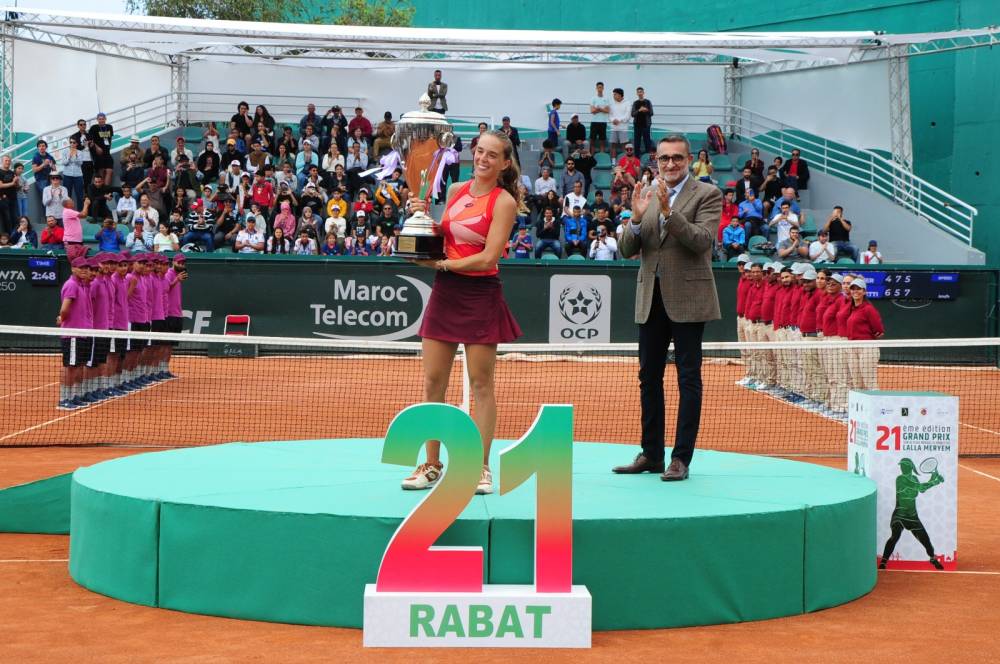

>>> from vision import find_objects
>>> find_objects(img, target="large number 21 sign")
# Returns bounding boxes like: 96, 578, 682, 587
363, 403, 592, 649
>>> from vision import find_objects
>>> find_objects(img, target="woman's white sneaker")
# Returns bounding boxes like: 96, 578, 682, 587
401, 462, 443, 490
476, 466, 494, 495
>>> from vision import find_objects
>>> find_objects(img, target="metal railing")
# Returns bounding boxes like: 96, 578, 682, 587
4, 96, 978, 245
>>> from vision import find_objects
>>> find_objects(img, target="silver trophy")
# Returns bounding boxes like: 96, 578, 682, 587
391, 93, 455, 260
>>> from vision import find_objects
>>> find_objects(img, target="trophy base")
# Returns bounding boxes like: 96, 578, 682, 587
393, 234, 446, 260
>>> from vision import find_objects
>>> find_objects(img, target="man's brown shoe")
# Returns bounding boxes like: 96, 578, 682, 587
612, 454, 665, 474
661, 459, 689, 481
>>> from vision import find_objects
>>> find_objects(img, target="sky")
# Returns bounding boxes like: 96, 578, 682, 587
11, 0, 131, 13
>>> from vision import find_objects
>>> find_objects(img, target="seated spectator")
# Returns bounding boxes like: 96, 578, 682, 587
172, 136, 194, 165
299, 205, 320, 239
295, 144, 320, 186
142, 135, 170, 169
319, 232, 342, 256
768, 201, 800, 245
166, 209, 186, 236
617, 143, 641, 181
511, 225, 533, 259
114, 185, 137, 225
299, 124, 320, 153
299, 184, 325, 217
591, 207, 612, 241
718, 189, 738, 243
273, 143, 295, 173
822, 206, 860, 262
374, 179, 401, 210
772, 186, 801, 217
735, 166, 763, 204
743, 148, 765, 179
39, 215, 64, 249
153, 222, 179, 252
534, 208, 562, 258
563, 114, 589, 158
235, 217, 265, 253
538, 189, 561, 219
277, 126, 297, 157
375, 202, 399, 236
589, 224, 618, 260
537, 141, 557, 172
351, 209, 371, 237
693, 149, 714, 183
133, 193, 160, 235
346, 226, 369, 256
738, 189, 765, 237
0, 232, 10, 249
213, 203, 241, 250
776, 226, 809, 260
328, 164, 350, 196
758, 166, 781, 219
722, 216, 746, 259
275, 162, 298, 193
272, 201, 297, 239
196, 142, 221, 184
298, 103, 319, 137
809, 229, 838, 262
124, 219, 152, 253
365, 231, 381, 256
615, 210, 638, 258
533, 166, 558, 205
348, 107, 373, 145
95, 218, 124, 252
10, 217, 37, 248
231, 101, 255, 140
326, 189, 348, 220
181, 202, 215, 252
345, 143, 369, 185
244, 203, 267, 236
347, 126, 369, 156
573, 147, 597, 196
175, 155, 200, 202
591, 190, 610, 216
562, 180, 588, 218
221, 137, 246, 170
293, 229, 318, 255
563, 206, 588, 257
779, 148, 810, 191
246, 139, 271, 176
250, 172, 275, 214
352, 188, 375, 216
322, 144, 345, 174
610, 166, 633, 201
862, 240, 883, 264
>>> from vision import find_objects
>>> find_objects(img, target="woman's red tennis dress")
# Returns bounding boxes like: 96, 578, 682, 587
418, 182, 522, 344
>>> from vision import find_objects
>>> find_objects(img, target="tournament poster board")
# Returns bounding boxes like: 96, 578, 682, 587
848, 391, 957, 570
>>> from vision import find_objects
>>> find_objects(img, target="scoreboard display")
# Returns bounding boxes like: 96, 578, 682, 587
857, 271, 959, 301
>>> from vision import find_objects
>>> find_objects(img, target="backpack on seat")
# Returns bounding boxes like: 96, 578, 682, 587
707, 125, 727, 154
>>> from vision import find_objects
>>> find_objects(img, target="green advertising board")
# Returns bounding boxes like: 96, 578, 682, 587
0, 252, 996, 343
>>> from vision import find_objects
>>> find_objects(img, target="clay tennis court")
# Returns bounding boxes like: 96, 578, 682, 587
1, 448, 998, 663
2, 352, 998, 455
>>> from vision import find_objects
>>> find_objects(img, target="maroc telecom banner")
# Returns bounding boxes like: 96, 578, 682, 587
0, 253, 995, 343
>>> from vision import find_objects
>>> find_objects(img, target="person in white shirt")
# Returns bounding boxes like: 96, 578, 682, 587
42, 174, 71, 219
234, 217, 265, 253
133, 194, 160, 236
153, 222, 179, 252
768, 201, 800, 246
861, 240, 884, 264
114, 185, 137, 225
325, 213, 347, 243
608, 87, 631, 160
809, 229, 838, 262
589, 224, 618, 260
293, 229, 318, 255
562, 180, 588, 217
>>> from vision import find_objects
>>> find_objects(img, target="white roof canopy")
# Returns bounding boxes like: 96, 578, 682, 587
3, 7, 883, 67
3, 8, 997, 69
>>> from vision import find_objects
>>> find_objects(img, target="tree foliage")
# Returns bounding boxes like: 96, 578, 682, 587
126, 0, 415, 27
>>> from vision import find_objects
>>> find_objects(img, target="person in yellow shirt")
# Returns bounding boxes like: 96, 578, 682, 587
326, 189, 348, 219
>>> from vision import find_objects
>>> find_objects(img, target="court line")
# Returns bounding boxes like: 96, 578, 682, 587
0, 382, 58, 401
960, 422, 1000, 439
883, 569, 1000, 576
0, 395, 121, 443
959, 464, 1000, 483
0, 559, 69, 563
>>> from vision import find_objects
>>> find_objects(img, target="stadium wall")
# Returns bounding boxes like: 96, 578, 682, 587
2, 253, 996, 342
405, 0, 1000, 264
186, 61, 726, 131
11, 40, 173, 135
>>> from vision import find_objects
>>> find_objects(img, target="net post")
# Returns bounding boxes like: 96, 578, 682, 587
459, 346, 471, 414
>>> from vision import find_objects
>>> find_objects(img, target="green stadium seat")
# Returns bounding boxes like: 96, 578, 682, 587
711, 154, 733, 172
594, 152, 612, 169
727, 256, 740, 264
567, 254, 586, 261
540, 252, 560, 260
552, 153, 565, 169
836, 257, 856, 264
748, 235, 769, 255
592, 170, 612, 190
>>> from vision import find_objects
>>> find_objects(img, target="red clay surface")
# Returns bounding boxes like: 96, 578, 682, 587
3, 354, 998, 455
1, 450, 998, 663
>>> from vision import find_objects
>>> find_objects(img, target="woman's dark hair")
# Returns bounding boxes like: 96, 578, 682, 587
268, 226, 288, 254
477, 130, 521, 204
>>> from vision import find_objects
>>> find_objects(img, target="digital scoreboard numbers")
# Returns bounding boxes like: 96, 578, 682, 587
859, 271, 959, 301
28, 257, 58, 286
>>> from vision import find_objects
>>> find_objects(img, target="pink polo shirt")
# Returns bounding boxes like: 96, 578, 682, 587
125, 272, 150, 324
89, 275, 113, 330
60, 276, 93, 331
62, 208, 83, 243
148, 273, 166, 321
165, 269, 183, 318
111, 272, 130, 330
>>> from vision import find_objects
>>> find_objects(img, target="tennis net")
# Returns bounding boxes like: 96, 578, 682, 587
0, 325, 997, 456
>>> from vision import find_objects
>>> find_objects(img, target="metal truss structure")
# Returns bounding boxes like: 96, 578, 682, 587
0, 21, 11, 147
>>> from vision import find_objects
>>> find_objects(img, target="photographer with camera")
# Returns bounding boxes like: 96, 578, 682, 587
588, 224, 618, 261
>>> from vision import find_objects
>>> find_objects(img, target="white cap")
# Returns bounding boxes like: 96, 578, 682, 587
831, 273, 845, 284
791, 263, 809, 275
736, 253, 752, 264
802, 268, 818, 280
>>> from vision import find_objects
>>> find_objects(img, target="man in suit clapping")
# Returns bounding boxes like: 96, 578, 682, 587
612, 134, 722, 481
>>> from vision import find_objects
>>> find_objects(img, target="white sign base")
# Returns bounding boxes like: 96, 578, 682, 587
363, 584, 592, 648
848, 390, 958, 571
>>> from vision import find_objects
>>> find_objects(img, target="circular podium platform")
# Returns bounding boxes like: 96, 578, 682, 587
69, 440, 876, 630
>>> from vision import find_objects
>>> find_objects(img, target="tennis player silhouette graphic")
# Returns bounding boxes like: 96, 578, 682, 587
879, 457, 945, 570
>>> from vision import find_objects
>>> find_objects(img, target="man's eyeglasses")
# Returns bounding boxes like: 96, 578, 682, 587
656, 154, 688, 164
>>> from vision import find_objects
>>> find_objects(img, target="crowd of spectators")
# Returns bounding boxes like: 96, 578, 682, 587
0, 75, 881, 265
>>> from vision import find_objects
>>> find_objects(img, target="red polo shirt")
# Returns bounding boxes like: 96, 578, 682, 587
821, 293, 844, 337
797, 288, 821, 333
745, 281, 764, 321
846, 299, 885, 340
760, 280, 779, 322
736, 274, 751, 317
834, 295, 853, 337
773, 284, 794, 329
